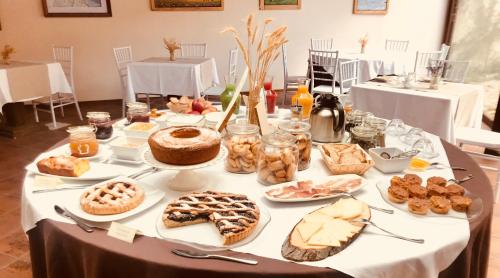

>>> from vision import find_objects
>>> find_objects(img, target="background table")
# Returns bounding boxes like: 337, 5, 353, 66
23, 140, 492, 278
127, 57, 219, 101
339, 51, 411, 82
350, 81, 485, 143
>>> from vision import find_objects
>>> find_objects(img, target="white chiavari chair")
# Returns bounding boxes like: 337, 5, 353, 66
338, 59, 360, 94
33, 46, 83, 129
414, 50, 444, 78
309, 49, 340, 95
385, 39, 410, 52
442, 60, 470, 83
204, 48, 239, 96
310, 38, 334, 51
282, 43, 307, 105
180, 43, 207, 58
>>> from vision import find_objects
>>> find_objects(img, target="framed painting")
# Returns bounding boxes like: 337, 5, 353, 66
150, 0, 224, 11
259, 0, 301, 10
353, 0, 389, 15
42, 0, 112, 17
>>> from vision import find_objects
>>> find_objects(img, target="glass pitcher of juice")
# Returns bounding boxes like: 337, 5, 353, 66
264, 80, 277, 114
291, 84, 314, 120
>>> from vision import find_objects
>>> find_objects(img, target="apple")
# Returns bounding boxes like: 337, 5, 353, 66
191, 99, 205, 113
187, 110, 201, 115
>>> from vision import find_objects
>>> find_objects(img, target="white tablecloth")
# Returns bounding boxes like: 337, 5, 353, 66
127, 57, 220, 101
340, 51, 411, 82
0, 62, 72, 107
21, 124, 469, 278
350, 82, 485, 143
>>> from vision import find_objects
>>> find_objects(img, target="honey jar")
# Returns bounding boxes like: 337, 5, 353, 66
67, 126, 99, 158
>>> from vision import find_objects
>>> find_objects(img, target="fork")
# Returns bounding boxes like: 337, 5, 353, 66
332, 191, 394, 214
351, 218, 424, 244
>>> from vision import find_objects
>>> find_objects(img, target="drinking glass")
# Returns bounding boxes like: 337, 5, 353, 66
412, 138, 439, 159
386, 119, 406, 136
400, 127, 424, 145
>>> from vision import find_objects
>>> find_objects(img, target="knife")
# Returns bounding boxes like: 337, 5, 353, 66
171, 249, 258, 265
54, 205, 94, 233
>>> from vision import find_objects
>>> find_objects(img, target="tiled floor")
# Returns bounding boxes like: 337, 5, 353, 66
0, 100, 498, 277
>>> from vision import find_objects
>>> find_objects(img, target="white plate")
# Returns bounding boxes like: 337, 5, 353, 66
108, 155, 145, 165
112, 118, 129, 130
264, 174, 367, 203
25, 161, 130, 181
143, 146, 228, 171
375, 179, 483, 220
65, 177, 165, 222
62, 144, 110, 161
155, 203, 271, 251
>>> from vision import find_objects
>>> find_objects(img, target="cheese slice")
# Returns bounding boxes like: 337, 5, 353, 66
322, 219, 362, 242
307, 229, 341, 247
338, 199, 364, 219
317, 203, 344, 218
303, 212, 333, 224
296, 222, 323, 242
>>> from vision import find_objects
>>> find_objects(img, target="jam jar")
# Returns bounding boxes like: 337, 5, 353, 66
350, 125, 378, 151
67, 126, 99, 158
224, 123, 261, 174
366, 117, 387, 147
278, 121, 312, 171
257, 132, 299, 185
87, 112, 113, 140
127, 102, 149, 124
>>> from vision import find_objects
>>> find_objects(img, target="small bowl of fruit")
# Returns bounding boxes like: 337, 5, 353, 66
167, 96, 218, 115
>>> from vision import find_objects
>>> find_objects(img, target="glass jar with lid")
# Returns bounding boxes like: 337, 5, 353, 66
87, 112, 113, 140
350, 125, 378, 151
366, 117, 387, 147
67, 126, 99, 158
345, 110, 374, 133
278, 121, 312, 171
257, 131, 299, 185
224, 123, 261, 173
127, 102, 149, 124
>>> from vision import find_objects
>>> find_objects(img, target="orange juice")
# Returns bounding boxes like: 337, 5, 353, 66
291, 85, 314, 120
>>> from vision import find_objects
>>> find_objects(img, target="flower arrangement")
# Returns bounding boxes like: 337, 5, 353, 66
163, 38, 181, 61
426, 60, 446, 89
1, 45, 15, 65
222, 15, 287, 125
358, 34, 368, 54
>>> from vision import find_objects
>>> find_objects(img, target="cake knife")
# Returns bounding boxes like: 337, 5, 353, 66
171, 249, 258, 265
54, 205, 94, 233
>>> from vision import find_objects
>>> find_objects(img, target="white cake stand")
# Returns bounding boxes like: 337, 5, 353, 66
142, 146, 228, 191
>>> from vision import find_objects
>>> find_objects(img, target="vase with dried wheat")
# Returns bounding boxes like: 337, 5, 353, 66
1, 45, 15, 65
163, 38, 181, 61
222, 15, 287, 125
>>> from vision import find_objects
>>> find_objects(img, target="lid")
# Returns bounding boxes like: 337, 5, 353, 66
262, 131, 297, 147
67, 125, 95, 134
205, 112, 236, 124
351, 125, 377, 138
278, 120, 311, 134
226, 123, 260, 135
366, 117, 387, 130
86, 112, 110, 119
264, 82, 272, 91
127, 102, 148, 109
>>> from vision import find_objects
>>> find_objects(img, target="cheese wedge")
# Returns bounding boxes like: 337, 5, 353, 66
297, 222, 323, 242
323, 219, 361, 242
338, 199, 364, 219
307, 229, 341, 247
303, 212, 333, 224
317, 203, 344, 218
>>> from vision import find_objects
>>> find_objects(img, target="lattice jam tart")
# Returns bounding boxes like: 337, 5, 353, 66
163, 191, 260, 245
80, 181, 145, 215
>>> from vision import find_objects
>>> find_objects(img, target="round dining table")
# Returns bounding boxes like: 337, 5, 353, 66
24, 139, 493, 278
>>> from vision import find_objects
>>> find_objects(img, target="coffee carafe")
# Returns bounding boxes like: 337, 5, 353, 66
309, 94, 345, 142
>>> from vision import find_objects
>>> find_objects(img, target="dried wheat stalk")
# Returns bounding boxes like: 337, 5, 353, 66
222, 15, 287, 124
1, 45, 15, 64
163, 38, 181, 61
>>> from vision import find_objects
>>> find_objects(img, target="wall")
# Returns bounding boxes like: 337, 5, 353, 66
0, 0, 449, 101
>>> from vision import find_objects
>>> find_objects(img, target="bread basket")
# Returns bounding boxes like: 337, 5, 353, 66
319, 143, 374, 175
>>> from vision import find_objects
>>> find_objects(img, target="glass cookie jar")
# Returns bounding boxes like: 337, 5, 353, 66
350, 125, 378, 151
67, 125, 99, 158
87, 112, 113, 140
224, 123, 261, 174
257, 132, 299, 185
278, 121, 312, 171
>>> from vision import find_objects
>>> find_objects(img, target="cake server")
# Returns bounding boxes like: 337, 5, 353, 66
171, 249, 258, 265
54, 205, 94, 233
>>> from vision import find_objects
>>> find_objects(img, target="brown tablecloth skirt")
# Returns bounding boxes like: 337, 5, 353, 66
27, 141, 493, 278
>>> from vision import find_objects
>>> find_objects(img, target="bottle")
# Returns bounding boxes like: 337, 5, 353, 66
264, 81, 277, 114
220, 84, 240, 114
291, 85, 314, 120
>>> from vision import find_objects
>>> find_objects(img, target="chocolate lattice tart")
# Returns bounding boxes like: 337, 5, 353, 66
80, 181, 145, 215
163, 191, 260, 245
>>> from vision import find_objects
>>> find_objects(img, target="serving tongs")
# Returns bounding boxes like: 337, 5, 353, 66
448, 174, 473, 185
171, 249, 258, 265
32, 167, 160, 194
351, 218, 424, 244
380, 150, 419, 160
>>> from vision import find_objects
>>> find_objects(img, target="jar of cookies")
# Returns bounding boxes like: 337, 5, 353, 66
67, 126, 99, 158
278, 121, 312, 171
127, 102, 149, 124
224, 123, 261, 174
257, 132, 299, 185
87, 112, 113, 140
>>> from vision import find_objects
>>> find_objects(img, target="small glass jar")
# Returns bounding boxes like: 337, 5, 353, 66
350, 125, 378, 151
67, 126, 99, 158
345, 110, 374, 133
257, 132, 299, 185
224, 124, 261, 173
278, 121, 312, 171
366, 117, 386, 147
87, 112, 113, 140
127, 102, 149, 124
